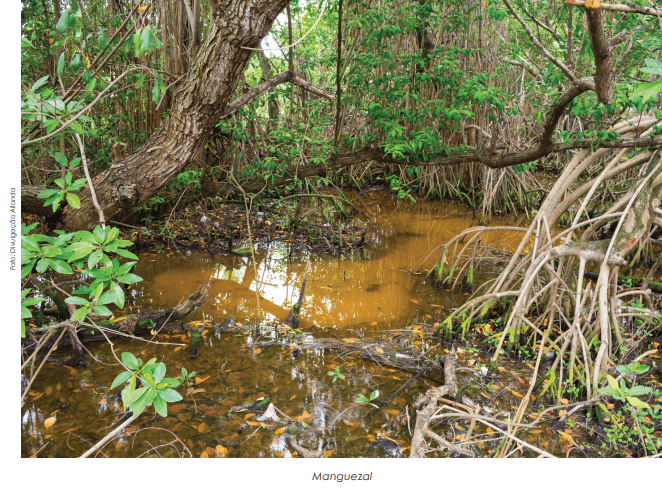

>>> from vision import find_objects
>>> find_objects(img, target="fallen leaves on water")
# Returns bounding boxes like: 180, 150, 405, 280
384, 409, 400, 415
246, 421, 260, 426
216, 445, 228, 456
44, 417, 56, 428
245, 413, 256, 419
275, 427, 286, 435
556, 430, 576, 445
174, 346, 183, 352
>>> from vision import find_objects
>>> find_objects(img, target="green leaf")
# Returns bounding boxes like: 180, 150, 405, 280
31, 75, 49, 92
153, 395, 168, 417
88, 249, 102, 268
631, 81, 662, 105
135, 74, 146, 89
55, 9, 71, 33
46, 258, 73, 274
153, 362, 166, 384
65, 296, 88, 306
70, 305, 91, 321
158, 388, 183, 403
57, 52, 65, 78
37, 189, 59, 199
110, 370, 134, 389
66, 193, 81, 209
160, 378, 180, 388
142, 372, 156, 387
118, 273, 142, 284
626, 396, 650, 409
97, 291, 118, 305
123, 386, 148, 408
122, 352, 140, 370
140, 26, 155, 52
93, 305, 113, 317
113, 284, 125, 308
115, 249, 139, 260
607, 374, 619, 391
628, 386, 652, 397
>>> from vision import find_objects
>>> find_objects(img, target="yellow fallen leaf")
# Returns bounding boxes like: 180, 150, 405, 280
44, 417, 56, 428
511, 390, 524, 398
174, 346, 183, 352
275, 427, 286, 435
376, 348, 384, 354
410, 299, 418, 304
200, 451, 209, 458
245, 413, 256, 419
246, 421, 260, 426
236, 322, 243, 327
371, 322, 378, 326
559, 398, 569, 404
215, 445, 227, 456
384, 409, 400, 415
322, 449, 334, 458
198, 423, 207, 433
253, 348, 261, 355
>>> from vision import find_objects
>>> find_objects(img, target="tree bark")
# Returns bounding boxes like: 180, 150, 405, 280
55, 0, 290, 231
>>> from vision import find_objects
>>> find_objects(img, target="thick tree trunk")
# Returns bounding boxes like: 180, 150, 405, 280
56, 0, 289, 231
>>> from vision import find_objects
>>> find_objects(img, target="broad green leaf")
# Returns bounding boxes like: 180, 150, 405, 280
607, 374, 619, 391
57, 52, 65, 78
46, 258, 73, 274
158, 388, 183, 403
153, 395, 168, 417
37, 188, 59, 199
142, 372, 155, 387
31, 75, 49, 92
121, 351, 140, 370
631, 81, 662, 105
119, 273, 142, 284
116, 249, 139, 260
140, 26, 155, 52
626, 396, 650, 409
88, 249, 102, 268
98, 291, 118, 305
93, 304, 113, 317
71, 305, 91, 321
55, 9, 71, 33
110, 370, 134, 389
66, 193, 81, 209
153, 362, 166, 384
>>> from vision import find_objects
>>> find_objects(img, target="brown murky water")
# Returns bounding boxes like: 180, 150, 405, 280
21, 191, 571, 458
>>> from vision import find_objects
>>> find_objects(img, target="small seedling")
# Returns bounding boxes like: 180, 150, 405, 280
355, 390, 379, 408
327, 366, 345, 383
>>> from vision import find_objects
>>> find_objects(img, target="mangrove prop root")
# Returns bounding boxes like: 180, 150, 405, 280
284, 260, 311, 329
284, 435, 323, 458
410, 355, 459, 458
